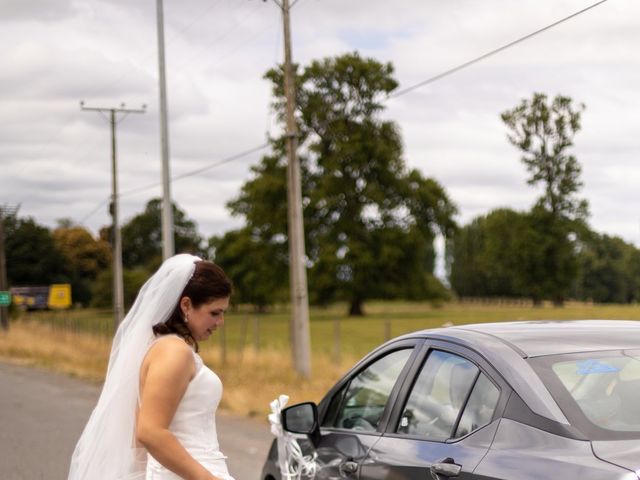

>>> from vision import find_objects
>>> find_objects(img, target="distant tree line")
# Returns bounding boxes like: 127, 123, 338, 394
3, 54, 639, 312
449, 209, 640, 304
2, 198, 205, 309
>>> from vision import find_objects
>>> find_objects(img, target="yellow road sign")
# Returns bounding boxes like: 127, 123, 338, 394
48, 284, 72, 309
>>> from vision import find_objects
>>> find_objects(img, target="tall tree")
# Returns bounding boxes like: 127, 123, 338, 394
501, 93, 588, 305
220, 52, 456, 315
501, 93, 588, 219
119, 198, 204, 271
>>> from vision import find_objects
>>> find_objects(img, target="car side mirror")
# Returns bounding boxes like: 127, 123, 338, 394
282, 402, 318, 434
282, 402, 321, 445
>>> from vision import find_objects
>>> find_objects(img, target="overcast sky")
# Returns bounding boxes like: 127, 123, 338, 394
2, 0, 639, 247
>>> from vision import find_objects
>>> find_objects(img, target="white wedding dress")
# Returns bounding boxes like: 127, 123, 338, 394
144, 335, 234, 480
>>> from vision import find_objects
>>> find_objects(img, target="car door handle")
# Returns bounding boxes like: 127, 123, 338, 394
430, 458, 462, 479
341, 460, 359, 474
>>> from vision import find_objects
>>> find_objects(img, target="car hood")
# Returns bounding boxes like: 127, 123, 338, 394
592, 440, 640, 475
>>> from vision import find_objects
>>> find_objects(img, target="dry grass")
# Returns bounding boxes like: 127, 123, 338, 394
3, 301, 640, 418
201, 347, 357, 417
0, 320, 357, 418
0, 321, 111, 381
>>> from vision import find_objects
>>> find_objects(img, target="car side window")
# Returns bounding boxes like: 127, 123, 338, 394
397, 350, 479, 441
452, 373, 500, 439
325, 349, 413, 432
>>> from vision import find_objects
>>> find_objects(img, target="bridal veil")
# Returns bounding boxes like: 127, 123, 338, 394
68, 254, 202, 480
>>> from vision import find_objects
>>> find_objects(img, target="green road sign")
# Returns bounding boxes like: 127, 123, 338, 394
0, 291, 11, 307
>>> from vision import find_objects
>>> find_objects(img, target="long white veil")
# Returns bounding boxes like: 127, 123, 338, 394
68, 254, 202, 480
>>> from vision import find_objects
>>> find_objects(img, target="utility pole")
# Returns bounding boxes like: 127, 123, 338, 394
0, 206, 17, 332
156, 0, 175, 260
80, 102, 146, 331
269, 0, 311, 377
0, 210, 6, 331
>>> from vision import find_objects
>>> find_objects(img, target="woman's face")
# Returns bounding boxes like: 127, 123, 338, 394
182, 296, 230, 341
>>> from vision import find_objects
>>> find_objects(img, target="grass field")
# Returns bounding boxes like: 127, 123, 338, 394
2, 301, 640, 417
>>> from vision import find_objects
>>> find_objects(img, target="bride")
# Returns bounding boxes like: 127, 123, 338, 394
68, 254, 235, 480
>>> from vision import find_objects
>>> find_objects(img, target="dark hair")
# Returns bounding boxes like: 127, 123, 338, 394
152, 260, 232, 352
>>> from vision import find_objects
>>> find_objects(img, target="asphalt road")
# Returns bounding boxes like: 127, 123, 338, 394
0, 361, 274, 480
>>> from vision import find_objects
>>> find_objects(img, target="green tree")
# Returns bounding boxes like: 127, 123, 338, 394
449, 217, 487, 298
450, 208, 537, 299
574, 232, 640, 303
223, 52, 456, 315
119, 198, 205, 271
209, 228, 289, 311
53, 226, 111, 305
501, 93, 588, 305
451, 208, 640, 305
3, 211, 67, 285
524, 206, 581, 305
90, 268, 149, 309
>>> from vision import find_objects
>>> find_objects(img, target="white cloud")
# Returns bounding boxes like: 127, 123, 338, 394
1, 0, 639, 249
0, 0, 78, 22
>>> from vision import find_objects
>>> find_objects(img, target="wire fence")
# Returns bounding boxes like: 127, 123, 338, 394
12, 307, 404, 366
14, 298, 625, 367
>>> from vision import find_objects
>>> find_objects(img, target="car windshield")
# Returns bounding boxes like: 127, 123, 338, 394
530, 350, 640, 439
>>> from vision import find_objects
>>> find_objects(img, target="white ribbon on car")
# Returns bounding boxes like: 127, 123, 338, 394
268, 395, 318, 480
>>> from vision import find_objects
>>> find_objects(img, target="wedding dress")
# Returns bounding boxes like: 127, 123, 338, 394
144, 335, 234, 480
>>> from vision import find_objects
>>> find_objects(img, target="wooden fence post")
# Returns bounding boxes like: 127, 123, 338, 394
333, 317, 341, 365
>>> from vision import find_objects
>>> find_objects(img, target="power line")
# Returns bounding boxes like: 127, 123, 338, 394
122, 142, 269, 197
79, 142, 270, 224
166, 1, 263, 75
170, 0, 225, 41
79, 198, 110, 225
196, 19, 278, 75
389, 0, 609, 99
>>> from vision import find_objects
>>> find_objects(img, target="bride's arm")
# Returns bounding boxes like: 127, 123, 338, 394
137, 338, 220, 480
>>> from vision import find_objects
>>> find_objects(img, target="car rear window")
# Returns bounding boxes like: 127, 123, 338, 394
530, 350, 640, 440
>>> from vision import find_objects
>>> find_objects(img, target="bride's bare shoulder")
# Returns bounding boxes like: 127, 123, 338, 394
142, 335, 194, 372
139, 335, 196, 400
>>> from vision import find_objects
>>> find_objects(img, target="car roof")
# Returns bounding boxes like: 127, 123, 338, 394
413, 320, 640, 358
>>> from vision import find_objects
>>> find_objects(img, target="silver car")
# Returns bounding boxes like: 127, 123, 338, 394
262, 320, 640, 479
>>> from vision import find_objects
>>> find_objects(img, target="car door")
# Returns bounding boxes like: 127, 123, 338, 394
359, 340, 509, 480
311, 339, 423, 480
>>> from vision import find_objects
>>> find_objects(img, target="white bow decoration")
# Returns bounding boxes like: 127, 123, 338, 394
268, 395, 318, 480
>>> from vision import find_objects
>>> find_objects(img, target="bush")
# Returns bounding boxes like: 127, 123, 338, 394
90, 268, 150, 309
